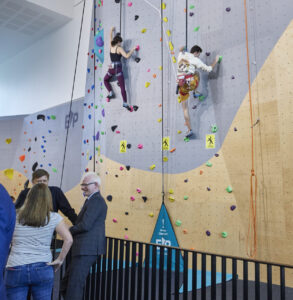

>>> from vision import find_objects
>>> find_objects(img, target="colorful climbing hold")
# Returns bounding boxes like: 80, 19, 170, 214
193, 26, 200, 32
206, 161, 212, 167
226, 186, 233, 193
141, 28, 147, 33
206, 230, 211, 236
169, 41, 174, 51
130, 196, 135, 201
170, 148, 176, 153
127, 2, 132, 7
150, 164, 156, 170
145, 82, 150, 88
163, 157, 168, 162
19, 155, 25, 162
137, 144, 143, 149
175, 220, 182, 226
169, 189, 174, 194
172, 56, 176, 63
157, 118, 162, 123
169, 196, 175, 202
184, 196, 188, 200
161, 3, 166, 9
149, 212, 154, 217
211, 125, 218, 133
163, 17, 168, 22
166, 30, 171, 36
4, 168, 14, 180
221, 232, 228, 238
5, 138, 12, 144
230, 205, 236, 211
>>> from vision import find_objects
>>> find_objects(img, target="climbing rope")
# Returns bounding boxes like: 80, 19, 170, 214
243, 0, 257, 258
60, 0, 86, 188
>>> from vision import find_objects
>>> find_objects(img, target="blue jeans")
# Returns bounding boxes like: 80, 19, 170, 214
4, 262, 54, 300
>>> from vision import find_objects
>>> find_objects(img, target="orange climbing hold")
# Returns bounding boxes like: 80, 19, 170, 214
170, 148, 176, 153
19, 155, 25, 162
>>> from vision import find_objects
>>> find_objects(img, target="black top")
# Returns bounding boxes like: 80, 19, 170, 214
110, 46, 122, 62
15, 186, 78, 225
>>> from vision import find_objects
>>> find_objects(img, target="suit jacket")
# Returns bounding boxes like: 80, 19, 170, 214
70, 191, 107, 257
0, 184, 16, 300
15, 186, 77, 224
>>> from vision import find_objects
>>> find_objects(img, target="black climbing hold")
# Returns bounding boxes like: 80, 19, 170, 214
115, 174, 118, 178
106, 195, 113, 201
135, 57, 141, 63
226, 7, 231, 12
125, 228, 128, 231
192, 105, 197, 109
189, 12, 194, 16
115, 0, 120, 3
214, 153, 219, 157
230, 205, 236, 211
32, 162, 38, 171
184, 179, 188, 183
134, 15, 139, 20
142, 196, 147, 202
127, 144, 131, 149
133, 105, 139, 111
35, 137, 37, 142
207, 187, 211, 191
125, 212, 129, 215
231, 75, 235, 79
111, 125, 118, 132
234, 127, 238, 131
126, 165, 131, 171
37, 114, 45, 121
28, 147, 31, 152
205, 52, 210, 56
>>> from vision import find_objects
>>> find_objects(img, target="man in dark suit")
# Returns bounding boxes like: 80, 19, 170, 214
0, 184, 16, 300
61, 172, 107, 300
15, 169, 77, 224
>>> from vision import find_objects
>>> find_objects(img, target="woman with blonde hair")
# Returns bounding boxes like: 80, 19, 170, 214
4, 183, 73, 300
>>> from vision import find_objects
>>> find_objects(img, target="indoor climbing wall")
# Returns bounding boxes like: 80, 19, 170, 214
1, 0, 293, 271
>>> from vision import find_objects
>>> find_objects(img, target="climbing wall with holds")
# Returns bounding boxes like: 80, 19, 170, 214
81, 0, 293, 264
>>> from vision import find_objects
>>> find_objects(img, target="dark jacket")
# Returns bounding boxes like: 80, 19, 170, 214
70, 191, 107, 256
15, 186, 77, 225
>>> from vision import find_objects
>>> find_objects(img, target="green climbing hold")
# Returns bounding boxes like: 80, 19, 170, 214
184, 196, 188, 200
101, 132, 105, 135
221, 231, 228, 238
99, 64, 103, 68
199, 95, 205, 101
194, 26, 200, 32
226, 186, 233, 193
184, 137, 190, 142
175, 220, 182, 227
50, 115, 56, 120
98, 120, 102, 124
211, 125, 218, 133
52, 167, 57, 173
218, 56, 223, 63
189, 5, 195, 9
206, 161, 212, 167
99, 158, 103, 163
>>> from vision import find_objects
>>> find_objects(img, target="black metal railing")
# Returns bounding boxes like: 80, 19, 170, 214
52, 237, 293, 300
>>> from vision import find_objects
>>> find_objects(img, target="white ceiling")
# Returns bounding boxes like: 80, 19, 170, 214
0, 0, 72, 64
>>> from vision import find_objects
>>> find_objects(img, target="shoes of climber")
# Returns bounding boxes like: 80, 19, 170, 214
193, 91, 202, 98
123, 103, 133, 112
107, 91, 115, 100
185, 130, 194, 138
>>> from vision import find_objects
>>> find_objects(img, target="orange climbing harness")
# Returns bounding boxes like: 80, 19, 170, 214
244, 0, 257, 258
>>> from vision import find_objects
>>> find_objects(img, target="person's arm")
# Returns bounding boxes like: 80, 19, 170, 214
47, 220, 73, 271
70, 196, 104, 236
54, 188, 78, 225
14, 189, 28, 209
109, 27, 115, 46
117, 46, 136, 59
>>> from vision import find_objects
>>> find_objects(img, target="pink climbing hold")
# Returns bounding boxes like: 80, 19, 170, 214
136, 188, 141, 193
116, 130, 120, 134
138, 144, 143, 149
130, 196, 135, 201
147, 68, 150, 72
120, 166, 124, 171
128, 2, 132, 7
129, 106, 134, 112
106, 98, 110, 102
113, 218, 117, 223
136, 45, 140, 51
99, 49, 102, 53
124, 235, 129, 239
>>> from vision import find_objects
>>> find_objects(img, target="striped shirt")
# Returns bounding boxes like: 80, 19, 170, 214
6, 212, 63, 267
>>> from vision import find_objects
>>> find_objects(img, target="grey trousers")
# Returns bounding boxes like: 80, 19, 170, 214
61, 255, 97, 300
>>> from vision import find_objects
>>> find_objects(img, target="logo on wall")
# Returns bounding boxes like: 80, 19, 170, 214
65, 112, 78, 129
150, 203, 184, 271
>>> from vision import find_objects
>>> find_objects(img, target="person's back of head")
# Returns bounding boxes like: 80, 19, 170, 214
190, 45, 202, 54
18, 183, 53, 227
111, 34, 123, 47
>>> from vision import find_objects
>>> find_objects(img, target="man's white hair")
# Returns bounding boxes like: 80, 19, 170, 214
82, 172, 101, 186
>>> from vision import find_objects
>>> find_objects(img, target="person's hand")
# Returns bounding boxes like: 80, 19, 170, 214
132, 46, 137, 52
215, 55, 220, 62
47, 258, 64, 272
111, 27, 115, 31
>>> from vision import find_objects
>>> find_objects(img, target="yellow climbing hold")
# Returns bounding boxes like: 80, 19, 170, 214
177, 130, 182, 134
172, 56, 176, 63
5, 138, 12, 144
161, 3, 166, 9
149, 212, 154, 217
159, 65, 163, 70
169, 189, 174, 194
150, 164, 156, 170
141, 28, 147, 33
4, 168, 14, 180
166, 30, 171, 36
145, 82, 151, 88
163, 156, 168, 162
169, 41, 174, 51
169, 196, 175, 202
163, 17, 168, 22
157, 118, 162, 123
